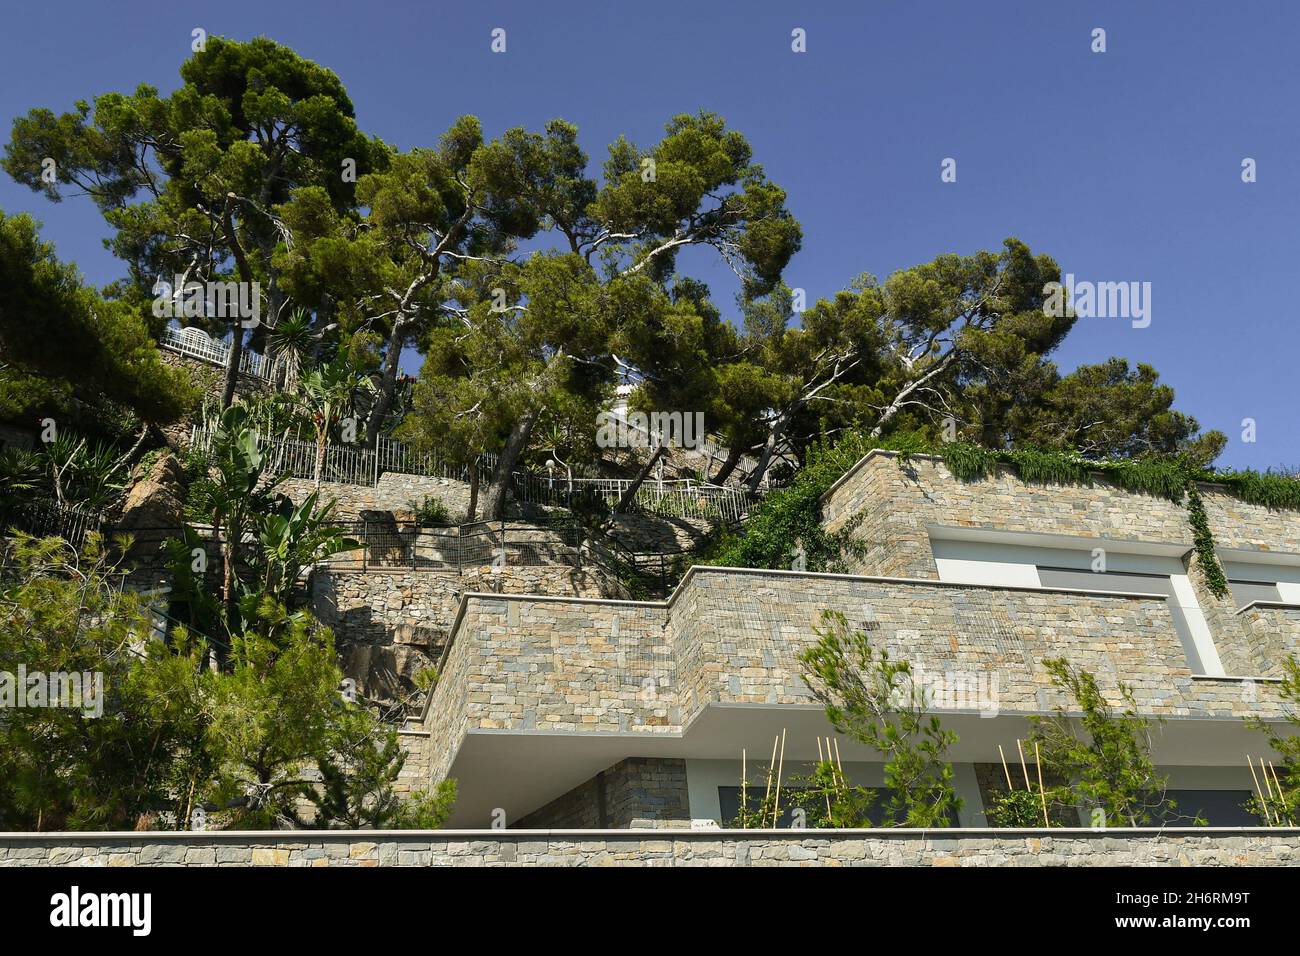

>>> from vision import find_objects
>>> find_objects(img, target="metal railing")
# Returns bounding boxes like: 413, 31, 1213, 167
0, 499, 105, 549
160, 325, 278, 380
189, 426, 754, 523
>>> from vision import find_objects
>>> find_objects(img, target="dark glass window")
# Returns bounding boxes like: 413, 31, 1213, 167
1153, 790, 1256, 827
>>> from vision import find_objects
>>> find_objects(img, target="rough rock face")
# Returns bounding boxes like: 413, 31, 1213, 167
116, 452, 186, 565
338, 624, 438, 712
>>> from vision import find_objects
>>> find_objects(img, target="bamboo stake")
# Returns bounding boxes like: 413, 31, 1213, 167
832, 736, 845, 786
817, 738, 833, 817
1034, 741, 1050, 827
1260, 756, 1287, 824
1260, 756, 1278, 806
762, 734, 778, 818
741, 748, 748, 827
1267, 761, 1291, 825
998, 744, 1014, 790
1016, 739, 1032, 790
1248, 755, 1275, 826
771, 728, 787, 828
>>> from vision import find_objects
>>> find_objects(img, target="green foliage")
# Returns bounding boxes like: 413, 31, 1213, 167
1028, 658, 1185, 827
1244, 656, 1300, 826
409, 495, 451, 527
993, 358, 1226, 465
984, 788, 1048, 828
729, 770, 781, 829
1184, 483, 1229, 599
0, 210, 196, 425
172, 401, 357, 644
784, 760, 878, 828
0, 447, 43, 510
703, 429, 926, 573
0, 537, 207, 830
0, 540, 456, 831
799, 610, 962, 827
38, 430, 128, 512
1210, 469, 1300, 511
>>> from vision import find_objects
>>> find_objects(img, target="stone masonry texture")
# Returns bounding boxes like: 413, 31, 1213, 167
819, 452, 1300, 678
516, 758, 691, 829
1, 830, 1296, 866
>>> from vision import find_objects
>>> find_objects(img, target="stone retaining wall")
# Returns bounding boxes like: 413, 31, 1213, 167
282, 473, 473, 521
2, 829, 1296, 866
818, 452, 1300, 679
311, 565, 622, 707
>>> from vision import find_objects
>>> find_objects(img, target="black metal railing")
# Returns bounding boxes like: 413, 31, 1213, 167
0, 498, 106, 550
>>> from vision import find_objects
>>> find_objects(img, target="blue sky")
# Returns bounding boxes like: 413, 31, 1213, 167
2, 0, 1296, 469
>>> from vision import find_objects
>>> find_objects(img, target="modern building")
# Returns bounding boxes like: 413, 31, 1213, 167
413, 449, 1300, 829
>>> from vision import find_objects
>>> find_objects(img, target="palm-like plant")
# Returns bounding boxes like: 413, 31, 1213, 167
39, 433, 127, 512
251, 489, 358, 606
297, 352, 376, 489
201, 404, 288, 648
0, 447, 43, 511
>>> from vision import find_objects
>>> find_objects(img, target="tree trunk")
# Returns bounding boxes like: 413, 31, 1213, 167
747, 413, 790, 493
221, 328, 243, 408
709, 443, 744, 486
366, 317, 407, 442
614, 445, 667, 513
480, 410, 539, 520
465, 457, 480, 523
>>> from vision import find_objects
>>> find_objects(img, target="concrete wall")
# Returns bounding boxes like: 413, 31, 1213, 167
2, 829, 1296, 866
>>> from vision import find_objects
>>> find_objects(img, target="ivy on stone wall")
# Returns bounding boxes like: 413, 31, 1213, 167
935, 442, 1300, 599
1183, 483, 1230, 599
706, 430, 1299, 604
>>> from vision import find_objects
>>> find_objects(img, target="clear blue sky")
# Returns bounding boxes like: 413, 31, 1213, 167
3, 0, 1296, 469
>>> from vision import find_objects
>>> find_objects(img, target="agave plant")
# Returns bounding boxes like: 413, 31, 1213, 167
266, 307, 316, 392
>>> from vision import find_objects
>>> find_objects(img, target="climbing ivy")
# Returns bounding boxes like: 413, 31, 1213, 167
1184, 483, 1230, 599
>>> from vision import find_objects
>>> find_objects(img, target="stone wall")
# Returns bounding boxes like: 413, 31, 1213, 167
395, 730, 432, 797
516, 758, 690, 829
1238, 604, 1300, 679
312, 564, 622, 707
821, 453, 1199, 578
2, 828, 1296, 866
282, 473, 472, 522
423, 567, 1294, 766
818, 451, 1300, 679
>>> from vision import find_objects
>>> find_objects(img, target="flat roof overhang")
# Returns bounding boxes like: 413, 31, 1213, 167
440, 703, 1289, 828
